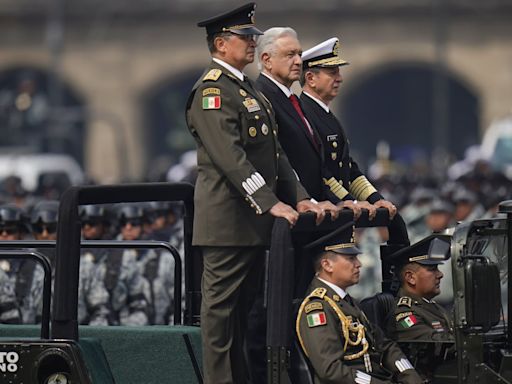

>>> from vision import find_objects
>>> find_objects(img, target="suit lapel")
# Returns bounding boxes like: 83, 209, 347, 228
258, 75, 320, 154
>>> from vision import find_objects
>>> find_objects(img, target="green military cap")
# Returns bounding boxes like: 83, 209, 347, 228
306, 222, 361, 257
301, 37, 349, 69
197, 2, 263, 36
389, 234, 451, 267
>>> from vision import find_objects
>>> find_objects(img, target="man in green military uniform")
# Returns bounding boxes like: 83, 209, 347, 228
186, 3, 328, 383
296, 225, 423, 384
386, 235, 453, 342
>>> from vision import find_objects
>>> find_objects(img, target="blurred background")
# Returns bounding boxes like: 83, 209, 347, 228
1, 0, 512, 311
0, 0, 511, 187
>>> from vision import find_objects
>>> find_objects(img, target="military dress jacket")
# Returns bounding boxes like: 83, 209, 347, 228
296, 278, 422, 384
386, 288, 454, 342
300, 92, 382, 204
186, 62, 309, 246
256, 74, 328, 201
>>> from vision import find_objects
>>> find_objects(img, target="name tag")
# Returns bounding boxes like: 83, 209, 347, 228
243, 98, 261, 113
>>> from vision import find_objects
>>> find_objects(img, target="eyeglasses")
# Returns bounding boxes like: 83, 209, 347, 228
33, 223, 57, 234
0, 225, 20, 235
121, 219, 142, 227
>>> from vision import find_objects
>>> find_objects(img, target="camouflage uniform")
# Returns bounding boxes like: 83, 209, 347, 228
0, 267, 21, 323
95, 249, 150, 326
135, 249, 175, 325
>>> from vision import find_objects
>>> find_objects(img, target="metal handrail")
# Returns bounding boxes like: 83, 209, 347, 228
0, 250, 52, 338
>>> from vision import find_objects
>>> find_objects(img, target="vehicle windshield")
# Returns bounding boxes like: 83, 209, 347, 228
465, 218, 509, 316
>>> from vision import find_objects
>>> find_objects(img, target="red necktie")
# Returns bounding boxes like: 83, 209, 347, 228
289, 94, 319, 151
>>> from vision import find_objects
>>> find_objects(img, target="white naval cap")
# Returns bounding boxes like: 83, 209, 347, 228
301, 37, 349, 69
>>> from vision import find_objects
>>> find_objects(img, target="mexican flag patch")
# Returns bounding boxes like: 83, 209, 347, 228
202, 96, 221, 109
307, 312, 327, 327
399, 315, 418, 329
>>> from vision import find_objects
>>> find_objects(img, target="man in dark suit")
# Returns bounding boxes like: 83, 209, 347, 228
186, 5, 326, 383
296, 226, 423, 384
255, 28, 362, 216
300, 37, 410, 245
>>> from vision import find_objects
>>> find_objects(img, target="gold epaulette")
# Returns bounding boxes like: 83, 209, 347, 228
203, 69, 222, 82
397, 296, 413, 308
309, 287, 327, 299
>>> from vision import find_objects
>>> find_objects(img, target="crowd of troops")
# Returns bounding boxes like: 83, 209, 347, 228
0, 195, 184, 327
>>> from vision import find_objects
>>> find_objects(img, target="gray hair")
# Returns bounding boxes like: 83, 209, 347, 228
256, 27, 298, 70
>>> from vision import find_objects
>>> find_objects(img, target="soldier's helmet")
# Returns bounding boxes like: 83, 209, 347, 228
144, 201, 171, 222
30, 200, 59, 225
116, 204, 145, 226
0, 204, 30, 233
30, 200, 59, 235
79, 205, 109, 224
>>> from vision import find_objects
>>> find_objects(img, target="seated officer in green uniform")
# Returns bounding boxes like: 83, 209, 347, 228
386, 236, 454, 342
296, 226, 423, 384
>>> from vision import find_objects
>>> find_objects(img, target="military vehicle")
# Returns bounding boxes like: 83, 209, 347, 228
0, 180, 511, 384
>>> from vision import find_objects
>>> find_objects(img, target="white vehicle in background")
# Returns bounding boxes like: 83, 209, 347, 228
481, 116, 512, 179
0, 153, 85, 192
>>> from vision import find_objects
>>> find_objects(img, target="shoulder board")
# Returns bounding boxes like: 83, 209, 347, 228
397, 296, 413, 308
309, 287, 327, 299
203, 69, 222, 82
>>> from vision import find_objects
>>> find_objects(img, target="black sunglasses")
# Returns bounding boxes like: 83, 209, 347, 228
121, 219, 143, 227
33, 223, 58, 234
0, 225, 20, 235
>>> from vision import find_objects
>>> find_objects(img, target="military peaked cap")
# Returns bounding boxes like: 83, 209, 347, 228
302, 37, 349, 69
390, 234, 451, 267
197, 2, 263, 36
306, 221, 361, 256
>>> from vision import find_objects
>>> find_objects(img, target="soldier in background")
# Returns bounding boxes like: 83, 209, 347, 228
0, 267, 22, 323
30, 201, 110, 325
0, 204, 42, 324
296, 225, 422, 384
94, 203, 150, 325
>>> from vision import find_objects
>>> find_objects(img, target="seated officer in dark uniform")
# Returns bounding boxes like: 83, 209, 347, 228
386, 236, 453, 342
296, 226, 422, 384
300, 37, 410, 245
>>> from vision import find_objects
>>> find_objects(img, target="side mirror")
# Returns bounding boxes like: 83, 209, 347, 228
464, 257, 501, 332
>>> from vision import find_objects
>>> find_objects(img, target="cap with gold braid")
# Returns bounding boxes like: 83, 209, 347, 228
197, 2, 263, 36
301, 37, 349, 69
389, 234, 451, 267
305, 222, 361, 256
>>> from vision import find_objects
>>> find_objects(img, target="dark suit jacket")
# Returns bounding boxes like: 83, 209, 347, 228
296, 277, 422, 384
186, 61, 309, 246
301, 92, 382, 204
256, 74, 327, 201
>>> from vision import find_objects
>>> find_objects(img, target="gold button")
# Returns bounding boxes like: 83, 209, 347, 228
332, 142, 338, 148
276, 153, 280, 159
249, 127, 257, 137
339, 161, 343, 168
255, 115, 260, 120
250, 204, 255, 208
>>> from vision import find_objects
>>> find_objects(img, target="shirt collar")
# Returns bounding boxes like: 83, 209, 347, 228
303, 91, 330, 113
212, 58, 245, 82
317, 276, 348, 299
261, 72, 293, 98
